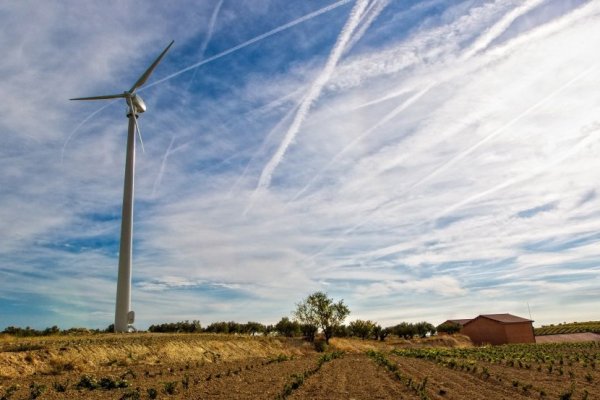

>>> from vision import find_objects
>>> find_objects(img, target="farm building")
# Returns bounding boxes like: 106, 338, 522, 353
450, 313, 535, 345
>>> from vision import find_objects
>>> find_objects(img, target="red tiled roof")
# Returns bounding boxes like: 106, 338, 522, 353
466, 313, 533, 325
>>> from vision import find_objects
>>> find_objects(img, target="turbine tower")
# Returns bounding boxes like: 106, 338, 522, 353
71, 41, 174, 333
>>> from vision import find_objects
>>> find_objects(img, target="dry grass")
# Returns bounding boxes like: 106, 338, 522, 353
0, 333, 472, 379
0, 333, 312, 378
330, 334, 472, 353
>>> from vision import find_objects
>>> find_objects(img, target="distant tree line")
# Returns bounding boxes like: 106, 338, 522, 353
1, 325, 111, 337
3, 292, 461, 341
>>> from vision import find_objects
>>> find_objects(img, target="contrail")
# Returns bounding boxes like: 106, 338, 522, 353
291, 82, 435, 201
61, 100, 116, 163
345, 0, 390, 52
462, 0, 548, 60
230, 102, 301, 196
306, 63, 598, 261
435, 117, 600, 220
67, 0, 347, 164
152, 136, 176, 197
404, 63, 598, 194
366, 117, 600, 262
254, 0, 371, 193
144, 0, 354, 90
188, 0, 224, 87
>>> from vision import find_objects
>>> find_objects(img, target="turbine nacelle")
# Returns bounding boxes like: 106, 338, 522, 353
127, 93, 146, 116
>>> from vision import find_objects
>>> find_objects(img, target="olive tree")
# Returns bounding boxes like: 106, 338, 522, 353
294, 291, 350, 344
348, 319, 376, 340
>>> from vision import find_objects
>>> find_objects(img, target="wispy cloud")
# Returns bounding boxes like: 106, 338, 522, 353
2, 0, 600, 329
252, 0, 372, 195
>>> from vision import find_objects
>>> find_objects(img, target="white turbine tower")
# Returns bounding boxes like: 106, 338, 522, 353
71, 41, 174, 333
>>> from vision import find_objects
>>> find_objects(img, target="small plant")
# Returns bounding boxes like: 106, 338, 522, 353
584, 372, 593, 382
76, 375, 98, 390
512, 380, 519, 387
181, 373, 190, 390
313, 340, 328, 352
52, 381, 67, 393
121, 369, 136, 379
281, 373, 306, 397
582, 390, 589, 400
98, 376, 129, 390
1, 385, 19, 400
147, 388, 158, 399
163, 381, 177, 395
28, 382, 46, 400
559, 388, 573, 400
119, 389, 140, 400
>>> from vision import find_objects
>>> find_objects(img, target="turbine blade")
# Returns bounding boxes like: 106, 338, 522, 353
70, 93, 125, 101
130, 40, 174, 92
126, 96, 145, 153
135, 117, 145, 153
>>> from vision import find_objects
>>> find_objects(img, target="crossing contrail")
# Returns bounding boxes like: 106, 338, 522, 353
291, 82, 434, 201
462, 0, 547, 60
253, 0, 371, 193
404, 63, 598, 193
188, 0, 224, 87
61, 100, 116, 163
144, 0, 354, 90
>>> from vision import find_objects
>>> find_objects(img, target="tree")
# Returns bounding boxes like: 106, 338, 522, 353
348, 320, 376, 340
392, 322, 416, 339
415, 321, 436, 338
294, 291, 350, 344
436, 321, 461, 335
275, 317, 301, 337
372, 325, 389, 341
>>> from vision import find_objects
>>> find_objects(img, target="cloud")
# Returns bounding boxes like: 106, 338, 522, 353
2, 0, 600, 330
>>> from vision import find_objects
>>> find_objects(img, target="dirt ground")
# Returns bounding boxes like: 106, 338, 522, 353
3, 333, 597, 399
288, 354, 420, 400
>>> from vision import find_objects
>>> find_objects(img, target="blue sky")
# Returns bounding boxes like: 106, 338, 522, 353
1, 0, 600, 330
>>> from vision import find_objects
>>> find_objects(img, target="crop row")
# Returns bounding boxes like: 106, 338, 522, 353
392, 341, 599, 367
535, 321, 600, 336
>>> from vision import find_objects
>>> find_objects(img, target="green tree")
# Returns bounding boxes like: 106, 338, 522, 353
348, 319, 376, 340
294, 291, 350, 344
372, 325, 389, 341
436, 321, 461, 334
415, 321, 436, 338
275, 317, 301, 337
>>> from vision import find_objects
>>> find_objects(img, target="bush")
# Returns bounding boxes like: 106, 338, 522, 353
437, 322, 461, 335
275, 317, 301, 337
313, 340, 329, 353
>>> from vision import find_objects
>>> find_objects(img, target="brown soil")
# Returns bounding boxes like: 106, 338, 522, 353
0, 355, 320, 399
535, 332, 600, 343
388, 354, 528, 399
288, 354, 419, 400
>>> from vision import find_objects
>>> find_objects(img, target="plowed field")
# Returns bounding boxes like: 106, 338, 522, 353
1, 335, 599, 399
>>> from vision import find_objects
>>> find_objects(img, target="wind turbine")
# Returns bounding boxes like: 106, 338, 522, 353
71, 41, 174, 333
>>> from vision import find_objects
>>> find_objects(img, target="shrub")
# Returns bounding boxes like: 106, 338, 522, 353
313, 340, 328, 353
76, 375, 98, 390
436, 322, 461, 335
163, 381, 177, 395
28, 382, 46, 399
